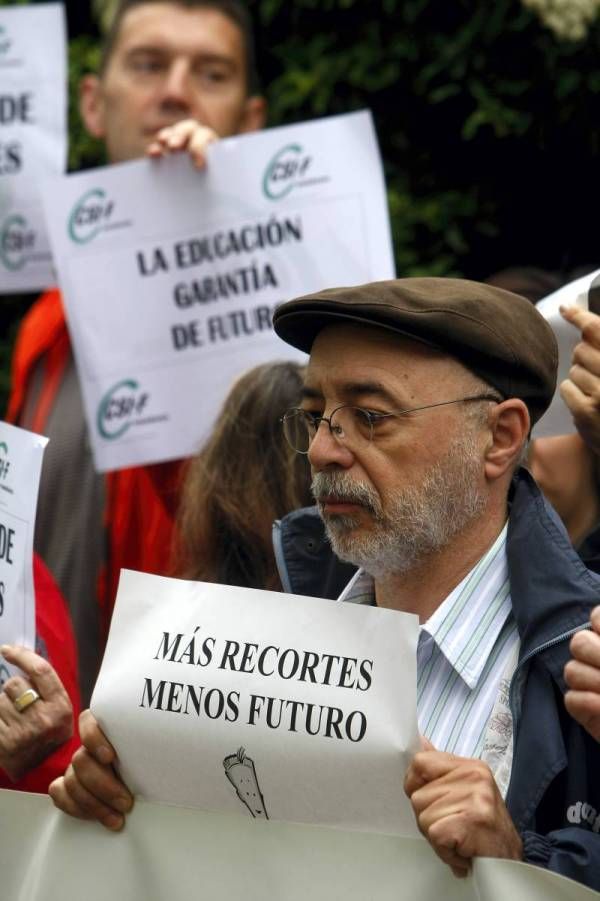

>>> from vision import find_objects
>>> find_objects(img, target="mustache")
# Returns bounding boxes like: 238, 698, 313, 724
311, 472, 383, 517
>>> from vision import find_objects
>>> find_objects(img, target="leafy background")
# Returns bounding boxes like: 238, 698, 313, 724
1, 0, 599, 412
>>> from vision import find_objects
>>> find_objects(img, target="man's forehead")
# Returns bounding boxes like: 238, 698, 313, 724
305, 323, 469, 395
112, 3, 244, 59
308, 322, 449, 368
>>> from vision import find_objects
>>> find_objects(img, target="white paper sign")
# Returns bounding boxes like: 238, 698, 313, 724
533, 269, 600, 438
41, 110, 395, 472
0, 422, 48, 685
0, 3, 67, 293
1, 791, 597, 901
91, 569, 419, 835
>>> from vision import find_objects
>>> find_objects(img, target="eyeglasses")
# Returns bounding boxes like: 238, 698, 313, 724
281, 394, 501, 455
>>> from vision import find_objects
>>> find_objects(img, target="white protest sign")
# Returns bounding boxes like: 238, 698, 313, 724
1, 790, 597, 901
533, 268, 600, 438
0, 422, 48, 685
91, 569, 419, 835
41, 110, 395, 472
0, 3, 66, 292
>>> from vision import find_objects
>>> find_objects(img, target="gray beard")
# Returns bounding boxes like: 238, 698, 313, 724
311, 434, 486, 578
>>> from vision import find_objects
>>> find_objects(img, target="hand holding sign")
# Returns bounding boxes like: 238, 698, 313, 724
49, 708, 134, 831
0, 644, 73, 781
404, 750, 523, 879
146, 119, 219, 169
559, 305, 600, 457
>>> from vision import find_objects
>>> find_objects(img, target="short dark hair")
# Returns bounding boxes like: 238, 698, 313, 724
100, 0, 260, 94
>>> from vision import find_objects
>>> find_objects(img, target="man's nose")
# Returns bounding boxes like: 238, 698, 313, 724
161, 59, 194, 110
307, 421, 355, 471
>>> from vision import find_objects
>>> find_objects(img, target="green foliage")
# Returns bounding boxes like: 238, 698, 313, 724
244, 0, 600, 278
2, 0, 600, 414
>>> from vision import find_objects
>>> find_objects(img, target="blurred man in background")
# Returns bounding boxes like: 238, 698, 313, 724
7, 0, 266, 704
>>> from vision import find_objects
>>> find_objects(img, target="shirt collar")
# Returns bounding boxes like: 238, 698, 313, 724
421, 524, 510, 689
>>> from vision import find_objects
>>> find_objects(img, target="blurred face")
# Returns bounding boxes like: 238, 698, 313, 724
81, 3, 263, 162
304, 325, 490, 576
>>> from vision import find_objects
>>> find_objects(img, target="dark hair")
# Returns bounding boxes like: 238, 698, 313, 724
174, 361, 312, 590
100, 0, 260, 94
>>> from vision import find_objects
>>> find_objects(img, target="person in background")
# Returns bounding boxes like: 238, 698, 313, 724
0, 555, 80, 793
7, 0, 266, 704
173, 360, 313, 591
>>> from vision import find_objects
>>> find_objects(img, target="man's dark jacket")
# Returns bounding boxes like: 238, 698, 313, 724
273, 468, 600, 890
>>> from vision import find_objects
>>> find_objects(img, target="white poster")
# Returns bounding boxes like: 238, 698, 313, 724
41, 110, 395, 472
0, 3, 67, 293
0, 422, 48, 685
0, 790, 597, 901
533, 268, 600, 438
91, 569, 419, 836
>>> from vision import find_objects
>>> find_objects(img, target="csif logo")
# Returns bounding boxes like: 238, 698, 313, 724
0, 25, 11, 56
68, 188, 115, 245
0, 214, 35, 271
0, 442, 9, 479
0, 441, 12, 496
262, 144, 313, 200
96, 379, 151, 440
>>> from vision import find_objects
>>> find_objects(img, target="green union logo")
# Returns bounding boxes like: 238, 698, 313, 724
0, 214, 35, 271
97, 379, 150, 440
262, 144, 312, 200
68, 188, 115, 244
0, 25, 11, 55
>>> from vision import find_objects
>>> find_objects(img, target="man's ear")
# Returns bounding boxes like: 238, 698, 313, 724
484, 399, 530, 481
238, 95, 267, 134
79, 74, 107, 139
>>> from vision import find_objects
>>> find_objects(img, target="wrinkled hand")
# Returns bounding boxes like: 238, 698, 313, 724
49, 709, 134, 831
559, 306, 600, 457
0, 645, 73, 781
146, 118, 218, 168
404, 750, 523, 878
565, 606, 600, 741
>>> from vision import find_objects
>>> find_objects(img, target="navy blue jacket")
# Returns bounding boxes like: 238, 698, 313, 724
273, 468, 600, 890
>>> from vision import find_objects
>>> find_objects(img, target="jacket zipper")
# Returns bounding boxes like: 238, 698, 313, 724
507, 619, 591, 799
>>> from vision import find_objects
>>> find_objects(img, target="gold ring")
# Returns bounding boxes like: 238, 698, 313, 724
13, 688, 41, 713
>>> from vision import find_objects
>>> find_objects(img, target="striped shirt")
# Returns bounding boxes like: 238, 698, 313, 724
339, 524, 520, 760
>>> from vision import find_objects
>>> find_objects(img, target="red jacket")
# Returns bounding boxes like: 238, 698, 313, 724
0, 556, 81, 793
7, 289, 181, 639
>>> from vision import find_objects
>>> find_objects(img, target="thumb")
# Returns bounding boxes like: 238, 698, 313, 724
420, 734, 435, 751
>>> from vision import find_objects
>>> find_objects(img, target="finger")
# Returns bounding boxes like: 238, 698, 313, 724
592, 606, 600, 634
407, 750, 464, 788
420, 735, 435, 751
572, 341, 600, 378
404, 761, 428, 797
2, 674, 33, 702
564, 659, 600, 693
50, 770, 125, 831
0, 645, 65, 700
0, 690, 23, 725
411, 783, 467, 821
154, 119, 198, 150
560, 306, 600, 348
564, 690, 600, 740
559, 379, 591, 418
71, 746, 134, 813
428, 816, 474, 869
188, 127, 217, 169
567, 364, 600, 399
79, 709, 116, 764
569, 629, 600, 668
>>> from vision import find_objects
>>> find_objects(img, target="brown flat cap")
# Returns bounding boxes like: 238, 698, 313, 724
273, 277, 558, 425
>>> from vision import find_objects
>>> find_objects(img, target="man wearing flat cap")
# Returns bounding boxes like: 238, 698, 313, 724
50, 278, 600, 890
